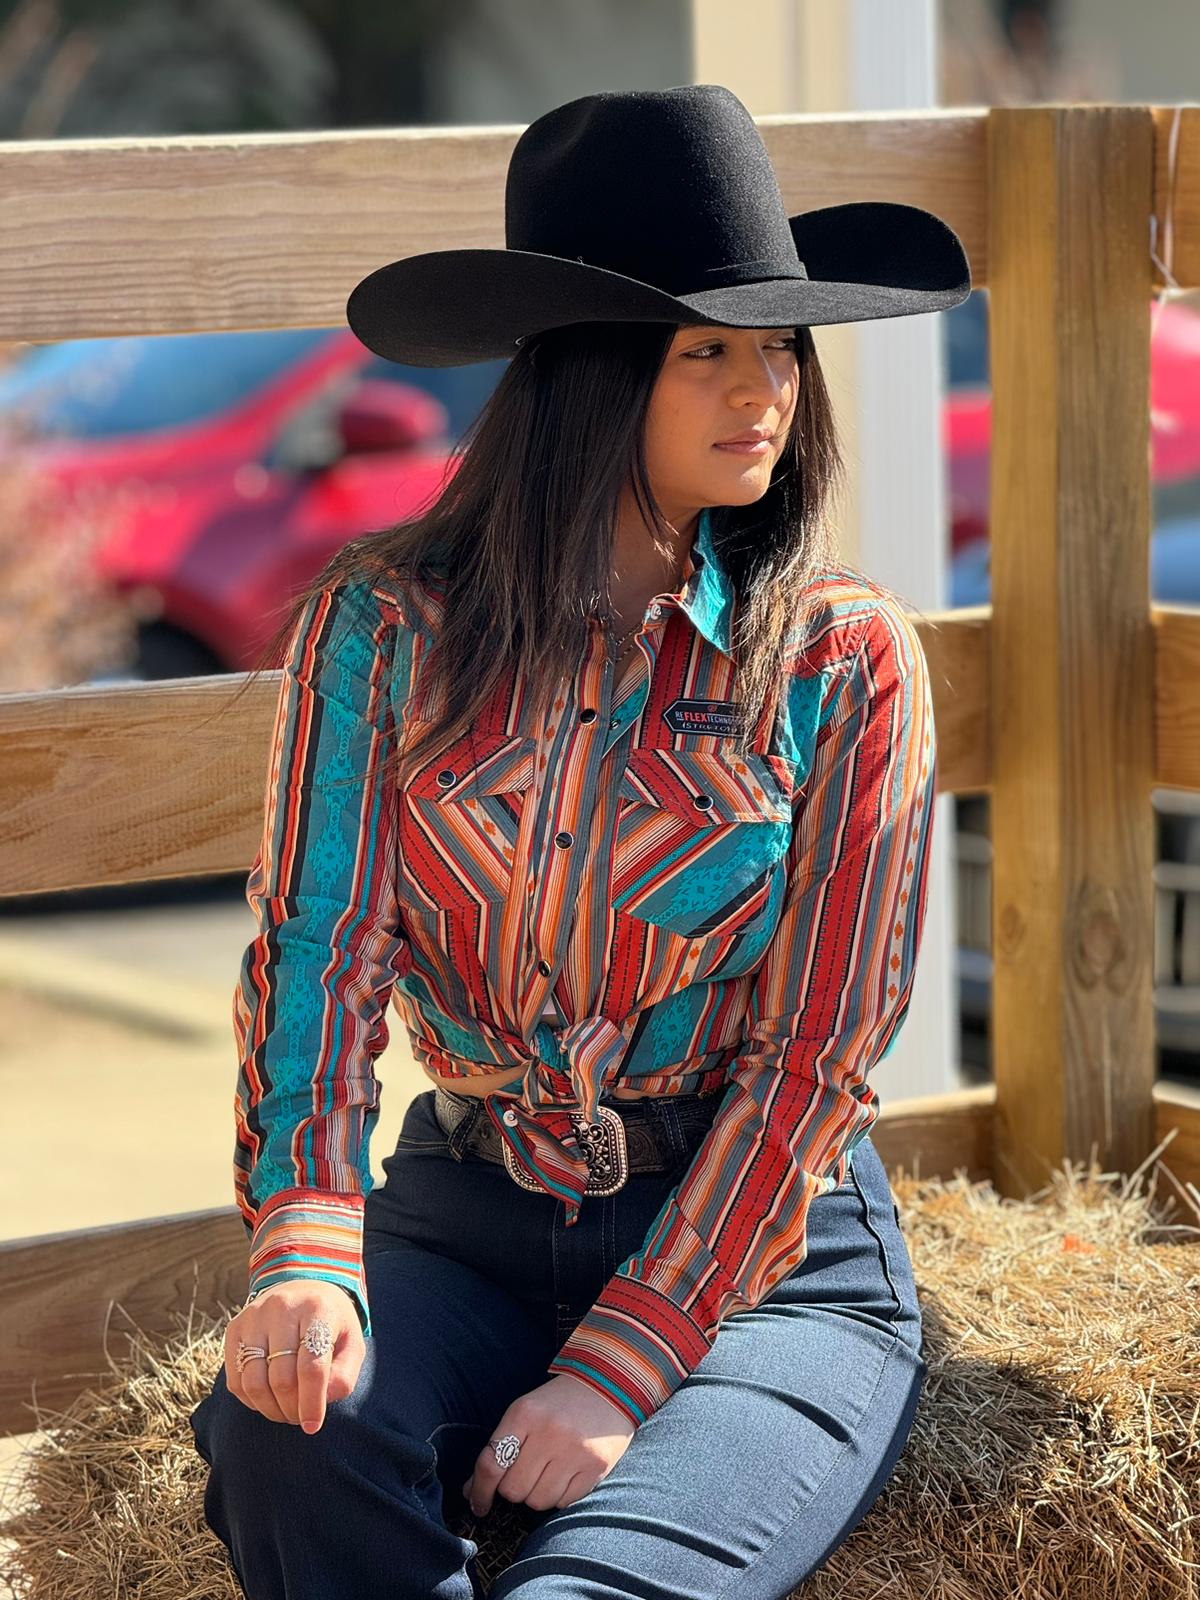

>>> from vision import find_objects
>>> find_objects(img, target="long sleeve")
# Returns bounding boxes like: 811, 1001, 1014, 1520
548, 600, 938, 1426
232, 576, 409, 1338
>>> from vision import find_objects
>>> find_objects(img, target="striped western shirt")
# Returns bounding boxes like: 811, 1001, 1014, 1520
233, 505, 937, 1427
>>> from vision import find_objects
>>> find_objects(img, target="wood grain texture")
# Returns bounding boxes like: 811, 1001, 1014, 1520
0, 673, 271, 893
1153, 605, 1200, 790
2, 102, 1193, 347
869, 1083, 995, 1185
0, 110, 988, 342
987, 105, 1157, 1200
0, 1206, 248, 1434
1151, 104, 1200, 291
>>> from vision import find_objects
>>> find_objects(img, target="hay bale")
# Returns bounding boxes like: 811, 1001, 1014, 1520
2, 1151, 1198, 1599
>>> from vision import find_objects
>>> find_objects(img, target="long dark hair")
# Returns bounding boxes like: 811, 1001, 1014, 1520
220, 319, 883, 789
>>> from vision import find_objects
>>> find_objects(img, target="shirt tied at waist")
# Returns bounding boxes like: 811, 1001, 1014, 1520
480, 1014, 633, 1225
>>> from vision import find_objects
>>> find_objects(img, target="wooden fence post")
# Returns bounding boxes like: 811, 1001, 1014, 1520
987, 104, 1157, 1196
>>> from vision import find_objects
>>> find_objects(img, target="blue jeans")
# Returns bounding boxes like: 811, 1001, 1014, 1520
190, 1087, 926, 1599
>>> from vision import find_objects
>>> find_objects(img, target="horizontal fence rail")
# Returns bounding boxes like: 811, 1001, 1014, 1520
0, 106, 1189, 345
10, 600, 1200, 894
0, 607, 990, 893
0, 110, 989, 343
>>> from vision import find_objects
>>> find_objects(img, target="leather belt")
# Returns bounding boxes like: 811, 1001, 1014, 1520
432, 1082, 723, 1194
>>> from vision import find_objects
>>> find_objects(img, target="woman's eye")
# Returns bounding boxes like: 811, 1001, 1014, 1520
684, 337, 799, 360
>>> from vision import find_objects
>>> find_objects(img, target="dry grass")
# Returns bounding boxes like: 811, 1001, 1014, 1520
0, 432, 133, 693
2, 1146, 1199, 1598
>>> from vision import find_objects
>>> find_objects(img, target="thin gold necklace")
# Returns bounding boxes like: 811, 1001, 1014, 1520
598, 528, 688, 665
605, 618, 642, 677
602, 545, 687, 669
608, 619, 639, 653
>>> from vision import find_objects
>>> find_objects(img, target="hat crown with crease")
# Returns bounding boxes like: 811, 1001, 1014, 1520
505, 84, 806, 296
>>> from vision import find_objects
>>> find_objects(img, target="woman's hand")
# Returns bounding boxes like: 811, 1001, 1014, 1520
224, 1279, 365, 1433
462, 1374, 636, 1515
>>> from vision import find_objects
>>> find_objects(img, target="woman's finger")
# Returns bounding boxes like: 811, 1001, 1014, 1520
233, 1324, 291, 1424
266, 1342, 303, 1426
294, 1316, 342, 1433
472, 1432, 539, 1515
524, 1460, 574, 1512
557, 1470, 591, 1510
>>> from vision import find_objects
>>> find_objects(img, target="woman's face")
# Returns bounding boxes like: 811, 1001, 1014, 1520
641, 323, 801, 528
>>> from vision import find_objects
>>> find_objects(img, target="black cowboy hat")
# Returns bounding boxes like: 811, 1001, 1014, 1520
346, 82, 971, 368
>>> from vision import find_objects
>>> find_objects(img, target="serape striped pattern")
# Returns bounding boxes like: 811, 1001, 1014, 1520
231, 506, 937, 1425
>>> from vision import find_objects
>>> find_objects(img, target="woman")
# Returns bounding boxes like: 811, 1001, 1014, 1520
190, 83, 968, 1599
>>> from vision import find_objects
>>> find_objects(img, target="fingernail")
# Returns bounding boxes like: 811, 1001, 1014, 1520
302, 1420, 319, 1434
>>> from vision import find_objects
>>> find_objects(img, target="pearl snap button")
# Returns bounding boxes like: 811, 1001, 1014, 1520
579, 707, 597, 723
693, 793, 714, 810
503, 1109, 518, 1126
537, 959, 552, 976
554, 830, 573, 847
436, 769, 456, 787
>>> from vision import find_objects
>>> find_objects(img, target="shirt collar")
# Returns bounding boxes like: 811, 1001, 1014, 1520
402, 504, 736, 655
672, 505, 735, 657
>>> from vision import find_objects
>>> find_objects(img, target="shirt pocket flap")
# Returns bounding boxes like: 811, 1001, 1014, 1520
618, 747, 794, 825
408, 729, 538, 802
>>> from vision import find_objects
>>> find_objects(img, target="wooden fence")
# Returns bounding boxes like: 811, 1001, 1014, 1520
1, 102, 1198, 1431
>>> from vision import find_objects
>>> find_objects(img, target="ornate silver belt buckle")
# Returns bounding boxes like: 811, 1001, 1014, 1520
502, 1105, 629, 1196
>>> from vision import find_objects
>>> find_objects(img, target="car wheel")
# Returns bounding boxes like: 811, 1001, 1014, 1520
90, 622, 224, 684
134, 622, 223, 680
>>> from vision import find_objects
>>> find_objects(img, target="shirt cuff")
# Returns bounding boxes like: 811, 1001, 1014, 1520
547, 1276, 713, 1427
244, 1187, 372, 1336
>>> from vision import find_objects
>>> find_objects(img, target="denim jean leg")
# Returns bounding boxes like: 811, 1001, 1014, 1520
189, 1099, 567, 1600
190, 1332, 481, 1600
489, 1135, 927, 1600
549, 1095, 717, 1345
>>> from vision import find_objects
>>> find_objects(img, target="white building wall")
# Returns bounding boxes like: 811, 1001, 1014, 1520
694, 0, 963, 1102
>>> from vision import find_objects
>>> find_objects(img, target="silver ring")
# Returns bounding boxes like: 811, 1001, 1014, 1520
489, 1432, 521, 1469
303, 1316, 335, 1359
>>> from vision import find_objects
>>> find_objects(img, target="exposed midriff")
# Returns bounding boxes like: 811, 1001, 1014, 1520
421, 1065, 651, 1100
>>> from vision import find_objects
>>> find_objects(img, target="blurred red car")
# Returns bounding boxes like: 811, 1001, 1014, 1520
7, 296, 1196, 682
0, 327, 504, 680
944, 292, 1200, 558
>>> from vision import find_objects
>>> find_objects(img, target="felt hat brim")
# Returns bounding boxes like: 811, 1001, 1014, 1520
346, 201, 972, 368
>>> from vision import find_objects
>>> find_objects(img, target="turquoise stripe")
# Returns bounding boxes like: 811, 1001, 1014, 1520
252, 1255, 357, 1278
510, 1131, 579, 1203
301, 582, 394, 1181
549, 1357, 647, 1424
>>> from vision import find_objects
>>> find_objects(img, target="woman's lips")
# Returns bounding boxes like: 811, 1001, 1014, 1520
712, 438, 772, 454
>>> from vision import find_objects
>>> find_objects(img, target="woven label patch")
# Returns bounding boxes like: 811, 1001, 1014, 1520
661, 697, 744, 737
